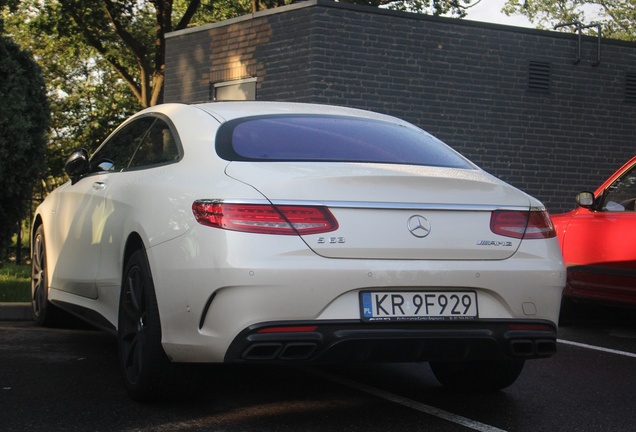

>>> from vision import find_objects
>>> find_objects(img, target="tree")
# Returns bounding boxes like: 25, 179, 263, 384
502, 0, 636, 41
30, 0, 256, 109
357, 0, 481, 17
3, 1, 140, 188
0, 9, 50, 263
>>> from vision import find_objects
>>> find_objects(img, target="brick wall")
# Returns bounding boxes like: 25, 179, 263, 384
165, 0, 636, 214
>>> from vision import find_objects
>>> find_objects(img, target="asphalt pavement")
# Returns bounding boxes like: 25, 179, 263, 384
2, 313, 636, 432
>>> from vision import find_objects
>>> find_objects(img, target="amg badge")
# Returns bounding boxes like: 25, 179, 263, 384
477, 240, 513, 247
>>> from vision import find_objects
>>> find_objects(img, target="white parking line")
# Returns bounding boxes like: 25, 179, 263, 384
557, 339, 636, 358
310, 368, 507, 432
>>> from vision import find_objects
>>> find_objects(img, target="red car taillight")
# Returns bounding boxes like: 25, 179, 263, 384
192, 201, 338, 235
490, 209, 556, 239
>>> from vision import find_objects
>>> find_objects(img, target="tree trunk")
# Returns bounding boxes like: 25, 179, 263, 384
15, 220, 22, 265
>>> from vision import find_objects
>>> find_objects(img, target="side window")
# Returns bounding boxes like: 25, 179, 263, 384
90, 117, 155, 173
601, 165, 636, 212
128, 118, 180, 168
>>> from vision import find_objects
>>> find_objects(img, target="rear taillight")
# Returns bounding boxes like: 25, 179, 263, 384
490, 209, 556, 239
192, 201, 338, 235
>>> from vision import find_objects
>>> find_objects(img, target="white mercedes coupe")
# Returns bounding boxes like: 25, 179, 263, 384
31, 102, 564, 401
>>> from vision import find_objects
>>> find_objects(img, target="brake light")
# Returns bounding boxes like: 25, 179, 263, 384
257, 326, 319, 333
490, 209, 556, 239
192, 201, 338, 235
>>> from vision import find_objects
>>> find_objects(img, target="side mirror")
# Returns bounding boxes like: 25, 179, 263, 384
575, 191, 595, 208
65, 148, 90, 184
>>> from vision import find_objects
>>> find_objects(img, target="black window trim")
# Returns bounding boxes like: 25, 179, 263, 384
89, 112, 185, 175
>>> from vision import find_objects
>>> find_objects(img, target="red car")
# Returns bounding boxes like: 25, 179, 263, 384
552, 156, 636, 311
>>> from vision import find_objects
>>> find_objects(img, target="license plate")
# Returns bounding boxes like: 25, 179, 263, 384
360, 291, 478, 321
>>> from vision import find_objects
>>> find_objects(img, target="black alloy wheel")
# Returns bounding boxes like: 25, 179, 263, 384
118, 249, 197, 402
31, 225, 59, 326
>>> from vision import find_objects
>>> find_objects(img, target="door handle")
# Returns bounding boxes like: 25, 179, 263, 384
92, 182, 106, 190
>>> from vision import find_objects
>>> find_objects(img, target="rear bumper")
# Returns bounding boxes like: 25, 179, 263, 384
224, 319, 557, 364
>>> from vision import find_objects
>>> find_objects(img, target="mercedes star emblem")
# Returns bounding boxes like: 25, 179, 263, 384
407, 215, 431, 238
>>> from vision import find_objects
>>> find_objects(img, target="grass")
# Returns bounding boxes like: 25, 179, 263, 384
0, 262, 31, 302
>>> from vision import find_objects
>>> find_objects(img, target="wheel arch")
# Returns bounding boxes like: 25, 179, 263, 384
123, 232, 146, 273
31, 215, 43, 255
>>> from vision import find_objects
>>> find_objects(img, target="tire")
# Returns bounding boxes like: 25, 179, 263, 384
430, 359, 525, 392
117, 249, 198, 402
558, 297, 582, 327
31, 225, 62, 327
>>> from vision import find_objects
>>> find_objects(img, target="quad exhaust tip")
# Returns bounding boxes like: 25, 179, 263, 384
242, 342, 318, 361
510, 339, 556, 357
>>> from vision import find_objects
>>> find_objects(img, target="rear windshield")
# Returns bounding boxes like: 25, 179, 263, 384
215, 115, 473, 169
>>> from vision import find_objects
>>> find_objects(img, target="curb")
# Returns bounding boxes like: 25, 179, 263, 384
0, 303, 32, 321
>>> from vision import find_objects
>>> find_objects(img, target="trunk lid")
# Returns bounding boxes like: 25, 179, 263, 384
225, 162, 531, 260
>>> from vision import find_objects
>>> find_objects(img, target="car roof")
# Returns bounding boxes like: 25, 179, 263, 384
186, 101, 413, 126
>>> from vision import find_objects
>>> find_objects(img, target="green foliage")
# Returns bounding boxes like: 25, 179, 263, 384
373, 0, 473, 16
0, 35, 50, 262
35, 0, 159, 107
503, 0, 636, 41
175, 0, 251, 24
0, 262, 31, 302
4, 1, 139, 184
30, 0, 254, 108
